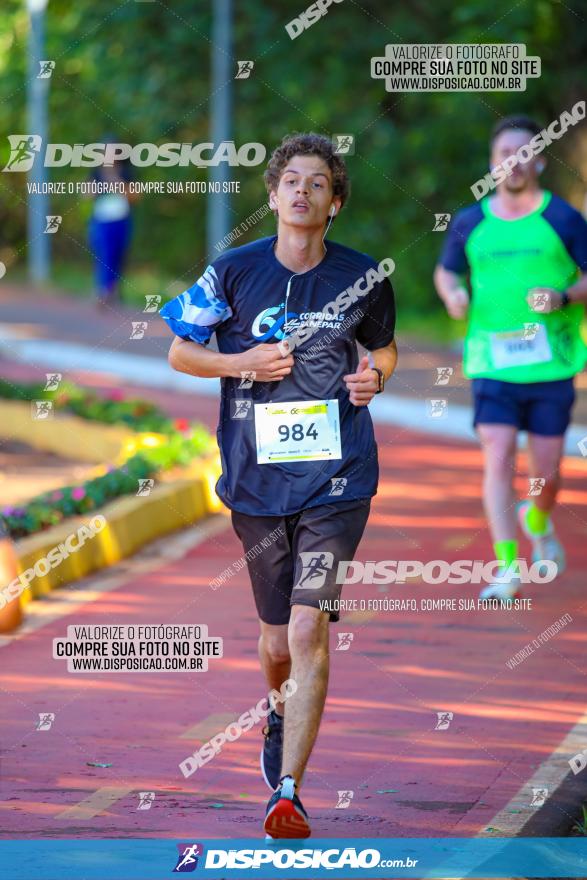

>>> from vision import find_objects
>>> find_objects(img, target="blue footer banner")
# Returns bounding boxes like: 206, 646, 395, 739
1, 837, 586, 878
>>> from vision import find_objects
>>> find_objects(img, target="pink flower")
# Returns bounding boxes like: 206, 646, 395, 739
108, 389, 125, 401
50, 490, 64, 501
71, 487, 86, 501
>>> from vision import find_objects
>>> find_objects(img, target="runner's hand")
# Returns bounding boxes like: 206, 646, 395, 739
527, 287, 562, 314
344, 356, 379, 407
233, 343, 294, 382
443, 287, 469, 319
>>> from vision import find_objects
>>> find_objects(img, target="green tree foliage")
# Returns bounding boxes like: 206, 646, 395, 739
0, 0, 585, 312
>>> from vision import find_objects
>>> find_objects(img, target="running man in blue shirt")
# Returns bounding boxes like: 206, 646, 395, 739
161, 133, 397, 838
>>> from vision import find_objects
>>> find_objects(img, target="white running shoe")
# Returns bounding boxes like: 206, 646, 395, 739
479, 566, 522, 601
517, 501, 566, 575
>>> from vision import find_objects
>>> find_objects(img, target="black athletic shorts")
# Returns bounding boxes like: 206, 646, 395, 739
231, 499, 371, 625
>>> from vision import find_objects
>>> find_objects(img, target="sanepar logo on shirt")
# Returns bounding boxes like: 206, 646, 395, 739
278, 257, 395, 355
252, 304, 296, 341
251, 305, 346, 341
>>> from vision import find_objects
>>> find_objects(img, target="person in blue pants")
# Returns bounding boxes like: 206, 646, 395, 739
88, 155, 136, 307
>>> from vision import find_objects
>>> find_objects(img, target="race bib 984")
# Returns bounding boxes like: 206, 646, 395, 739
254, 399, 341, 464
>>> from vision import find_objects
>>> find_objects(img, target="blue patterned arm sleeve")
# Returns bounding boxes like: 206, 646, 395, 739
159, 264, 233, 344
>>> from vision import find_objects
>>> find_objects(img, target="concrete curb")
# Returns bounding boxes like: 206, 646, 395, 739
0, 399, 222, 607
14, 455, 223, 606
0, 399, 134, 462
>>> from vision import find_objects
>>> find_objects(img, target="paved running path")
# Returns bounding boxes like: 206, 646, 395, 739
1, 394, 587, 839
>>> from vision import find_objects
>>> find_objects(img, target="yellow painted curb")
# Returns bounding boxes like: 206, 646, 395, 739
0, 400, 134, 463
14, 454, 223, 606
1, 398, 223, 611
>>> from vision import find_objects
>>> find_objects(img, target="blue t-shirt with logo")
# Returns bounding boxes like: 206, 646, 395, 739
160, 235, 395, 516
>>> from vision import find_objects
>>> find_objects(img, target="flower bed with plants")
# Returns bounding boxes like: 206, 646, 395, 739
0, 380, 215, 539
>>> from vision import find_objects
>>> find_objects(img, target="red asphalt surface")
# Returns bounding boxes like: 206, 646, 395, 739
1, 356, 587, 842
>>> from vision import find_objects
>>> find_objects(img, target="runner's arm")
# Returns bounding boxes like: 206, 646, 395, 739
527, 272, 587, 312
344, 340, 397, 406
168, 336, 240, 378
433, 265, 469, 319
168, 337, 293, 382
351, 269, 397, 401
529, 201, 587, 310
161, 265, 293, 381
434, 209, 476, 319
565, 272, 587, 304
370, 338, 398, 382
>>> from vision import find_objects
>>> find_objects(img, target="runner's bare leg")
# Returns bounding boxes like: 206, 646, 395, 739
280, 605, 330, 789
526, 433, 565, 513
258, 621, 291, 713
477, 424, 518, 542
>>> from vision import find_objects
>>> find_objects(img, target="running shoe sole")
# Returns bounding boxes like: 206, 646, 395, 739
263, 797, 311, 839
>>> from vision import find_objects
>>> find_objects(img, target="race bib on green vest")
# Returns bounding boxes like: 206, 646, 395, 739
489, 324, 552, 370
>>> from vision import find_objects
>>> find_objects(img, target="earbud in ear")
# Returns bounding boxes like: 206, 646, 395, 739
329, 205, 336, 217
536, 160, 545, 173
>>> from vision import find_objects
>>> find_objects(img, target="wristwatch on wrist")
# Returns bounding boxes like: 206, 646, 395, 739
372, 367, 385, 394
560, 290, 572, 308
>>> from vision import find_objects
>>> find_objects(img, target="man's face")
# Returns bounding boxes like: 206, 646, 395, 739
272, 154, 339, 229
491, 129, 542, 193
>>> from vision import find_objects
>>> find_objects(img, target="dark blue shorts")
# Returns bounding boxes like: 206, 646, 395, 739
472, 377, 575, 436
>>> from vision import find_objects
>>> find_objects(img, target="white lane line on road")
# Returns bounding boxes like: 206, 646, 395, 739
430, 710, 587, 876
2, 329, 587, 456
474, 707, 587, 838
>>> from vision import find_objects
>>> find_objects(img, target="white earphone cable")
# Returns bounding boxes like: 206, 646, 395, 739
279, 205, 335, 336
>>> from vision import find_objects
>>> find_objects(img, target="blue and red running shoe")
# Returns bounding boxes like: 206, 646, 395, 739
263, 775, 311, 839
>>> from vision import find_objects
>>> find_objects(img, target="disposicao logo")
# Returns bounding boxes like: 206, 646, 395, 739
3, 137, 266, 171
4, 135, 42, 172
173, 843, 204, 872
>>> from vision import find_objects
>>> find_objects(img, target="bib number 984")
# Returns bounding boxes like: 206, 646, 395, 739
278, 422, 318, 442
255, 399, 341, 464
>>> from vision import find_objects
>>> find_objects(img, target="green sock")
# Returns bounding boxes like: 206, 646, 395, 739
526, 503, 549, 536
494, 539, 518, 568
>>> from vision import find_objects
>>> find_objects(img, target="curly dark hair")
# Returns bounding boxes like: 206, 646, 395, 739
264, 132, 350, 210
